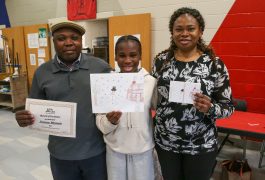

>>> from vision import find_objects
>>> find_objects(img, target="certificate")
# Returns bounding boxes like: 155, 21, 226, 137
90, 73, 144, 113
26, 98, 77, 138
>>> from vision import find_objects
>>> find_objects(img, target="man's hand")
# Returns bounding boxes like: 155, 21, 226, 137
15, 110, 35, 127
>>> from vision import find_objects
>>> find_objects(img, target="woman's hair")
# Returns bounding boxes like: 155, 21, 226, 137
155, 7, 216, 72
115, 35, 142, 56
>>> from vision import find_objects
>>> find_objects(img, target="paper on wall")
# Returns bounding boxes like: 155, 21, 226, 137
0, 30, 3, 49
38, 58, 45, 66
27, 33, 39, 48
38, 48, 46, 58
30, 54, 36, 65
39, 38, 47, 47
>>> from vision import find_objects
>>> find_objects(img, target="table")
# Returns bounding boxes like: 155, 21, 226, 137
216, 111, 265, 168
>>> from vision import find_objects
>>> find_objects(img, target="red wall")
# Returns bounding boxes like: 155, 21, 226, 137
211, 0, 265, 114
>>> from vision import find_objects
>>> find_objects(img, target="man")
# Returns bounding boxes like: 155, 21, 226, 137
15, 20, 111, 180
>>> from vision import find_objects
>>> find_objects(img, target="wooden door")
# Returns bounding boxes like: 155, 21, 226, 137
108, 13, 151, 72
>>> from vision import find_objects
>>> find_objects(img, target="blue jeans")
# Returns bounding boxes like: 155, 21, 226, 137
50, 152, 107, 180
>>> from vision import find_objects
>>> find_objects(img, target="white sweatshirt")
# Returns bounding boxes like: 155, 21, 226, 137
96, 68, 157, 154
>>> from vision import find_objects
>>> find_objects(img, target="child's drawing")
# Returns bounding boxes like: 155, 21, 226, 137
90, 73, 144, 113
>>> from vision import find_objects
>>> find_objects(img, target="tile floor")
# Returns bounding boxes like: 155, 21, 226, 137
0, 107, 264, 180
212, 134, 265, 180
0, 107, 53, 180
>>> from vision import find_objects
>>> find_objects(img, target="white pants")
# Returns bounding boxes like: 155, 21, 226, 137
106, 146, 155, 180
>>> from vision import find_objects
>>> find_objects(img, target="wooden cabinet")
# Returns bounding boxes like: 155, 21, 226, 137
0, 74, 28, 111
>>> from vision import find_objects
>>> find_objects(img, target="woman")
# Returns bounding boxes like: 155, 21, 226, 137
152, 7, 234, 180
96, 35, 158, 180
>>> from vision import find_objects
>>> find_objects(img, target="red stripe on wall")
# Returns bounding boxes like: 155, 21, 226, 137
211, 42, 249, 56
229, 70, 265, 84
243, 98, 265, 114
211, 0, 265, 114
222, 13, 265, 28
229, 0, 265, 13
231, 83, 265, 99
247, 43, 265, 56
222, 56, 265, 71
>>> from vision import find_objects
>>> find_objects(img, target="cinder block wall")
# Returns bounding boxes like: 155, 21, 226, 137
6, 0, 234, 61
211, 0, 265, 114
5, 0, 57, 26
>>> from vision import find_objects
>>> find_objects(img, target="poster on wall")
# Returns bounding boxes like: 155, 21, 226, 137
67, 0, 96, 20
38, 28, 47, 47
114, 34, 141, 72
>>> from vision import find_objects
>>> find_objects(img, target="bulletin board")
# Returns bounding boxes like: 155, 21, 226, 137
23, 24, 51, 89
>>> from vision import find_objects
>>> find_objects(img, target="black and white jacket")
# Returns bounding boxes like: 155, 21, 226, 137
152, 52, 234, 155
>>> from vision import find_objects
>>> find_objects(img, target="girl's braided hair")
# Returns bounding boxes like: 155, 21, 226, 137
154, 7, 216, 72
115, 35, 142, 56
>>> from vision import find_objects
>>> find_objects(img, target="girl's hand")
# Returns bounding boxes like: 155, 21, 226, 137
106, 111, 122, 125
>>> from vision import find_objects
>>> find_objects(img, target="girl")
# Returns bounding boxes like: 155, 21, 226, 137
96, 35, 158, 180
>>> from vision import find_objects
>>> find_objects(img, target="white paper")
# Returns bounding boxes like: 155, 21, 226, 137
38, 58, 45, 66
6, 45, 10, 63
169, 81, 185, 103
26, 98, 77, 138
90, 73, 144, 113
183, 82, 201, 104
169, 81, 201, 104
38, 48, 46, 57
30, 54, 36, 65
39, 38, 47, 47
27, 33, 39, 48
0, 30, 3, 49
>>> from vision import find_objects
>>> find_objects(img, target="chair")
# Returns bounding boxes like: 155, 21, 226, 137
233, 98, 248, 158
259, 141, 265, 168
217, 98, 248, 155
233, 98, 247, 111
214, 99, 247, 175
232, 99, 264, 168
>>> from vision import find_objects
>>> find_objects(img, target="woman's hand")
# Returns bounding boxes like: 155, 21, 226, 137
193, 93, 212, 114
106, 111, 122, 125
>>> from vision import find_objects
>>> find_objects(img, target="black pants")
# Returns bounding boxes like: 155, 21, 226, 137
156, 146, 217, 180
50, 152, 107, 180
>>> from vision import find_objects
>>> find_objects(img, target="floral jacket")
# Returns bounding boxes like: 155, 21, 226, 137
152, 52, 234, 155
